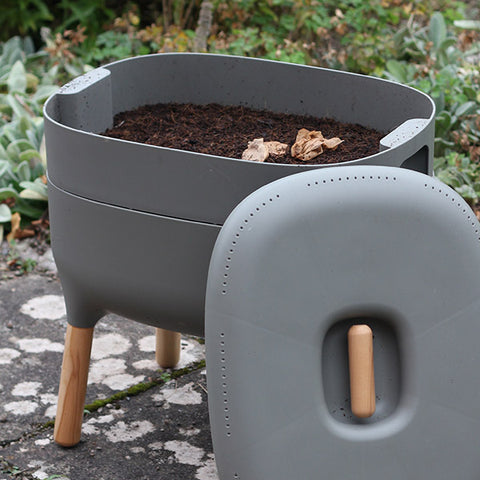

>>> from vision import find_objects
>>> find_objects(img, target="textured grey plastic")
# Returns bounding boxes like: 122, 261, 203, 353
206, 165, 480, 480
48, 180, 220, 334
44, 54, 435, 225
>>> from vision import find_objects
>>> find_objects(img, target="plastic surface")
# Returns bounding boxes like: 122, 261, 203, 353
44, 54, 435, 225
48, 179, 220, 334
206, 165, 480, 480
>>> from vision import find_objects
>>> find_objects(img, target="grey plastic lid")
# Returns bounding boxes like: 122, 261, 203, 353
206, 165, 480, 480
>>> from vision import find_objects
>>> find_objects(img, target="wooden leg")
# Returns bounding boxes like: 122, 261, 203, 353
155, 328, 181, 368
54, 324, 94, 447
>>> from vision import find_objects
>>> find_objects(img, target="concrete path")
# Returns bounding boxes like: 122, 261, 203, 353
0, 241, 217, 480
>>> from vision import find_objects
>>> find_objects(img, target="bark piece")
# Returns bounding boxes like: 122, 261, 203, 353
242, 138, 269, 162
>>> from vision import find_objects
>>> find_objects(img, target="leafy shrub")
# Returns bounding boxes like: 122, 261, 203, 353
0, 37, 61, 241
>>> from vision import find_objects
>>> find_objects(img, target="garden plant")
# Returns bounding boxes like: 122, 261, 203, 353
0, 0, 479, 243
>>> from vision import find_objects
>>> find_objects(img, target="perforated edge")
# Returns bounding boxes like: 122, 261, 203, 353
423, 181, 480, 240
219, 174, 480, 298
218, 331, 233, 438
220, 194, 281, 296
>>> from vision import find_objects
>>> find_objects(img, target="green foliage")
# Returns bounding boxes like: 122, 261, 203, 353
434, 153, 480, 204
0, 36, 61, 240
0, 0, 53, 41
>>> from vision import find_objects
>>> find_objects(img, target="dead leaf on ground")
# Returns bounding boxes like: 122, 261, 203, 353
6, 212, 35, 242
291, 128, 343, 161
242, 138, 269, 162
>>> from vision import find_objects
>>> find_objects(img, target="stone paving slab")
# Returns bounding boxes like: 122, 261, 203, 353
0, 247, 218, 480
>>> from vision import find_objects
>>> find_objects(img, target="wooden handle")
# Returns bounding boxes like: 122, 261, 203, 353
348, 324, 375, 418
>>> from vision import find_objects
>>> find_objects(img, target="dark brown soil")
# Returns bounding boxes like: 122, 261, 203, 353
102, 103, 385, 165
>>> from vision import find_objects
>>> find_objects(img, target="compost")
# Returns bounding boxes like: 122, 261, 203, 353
102, 103, 385, 165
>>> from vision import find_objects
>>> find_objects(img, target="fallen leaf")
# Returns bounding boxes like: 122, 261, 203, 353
6, 213, 21, 243
6, 212, 36, 242
242, 138, 269, 162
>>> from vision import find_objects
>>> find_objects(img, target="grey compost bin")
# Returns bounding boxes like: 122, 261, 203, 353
43, 54, 465, 478
44, 53, 435, 333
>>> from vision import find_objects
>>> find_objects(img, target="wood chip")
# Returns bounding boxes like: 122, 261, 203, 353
291, 128, 343, 161
241, 138, 269, 162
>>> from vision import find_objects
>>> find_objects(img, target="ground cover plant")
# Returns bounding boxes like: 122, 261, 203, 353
0, 0, 479, 241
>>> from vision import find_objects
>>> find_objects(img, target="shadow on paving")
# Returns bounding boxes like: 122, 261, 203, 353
0, 273, 217, 480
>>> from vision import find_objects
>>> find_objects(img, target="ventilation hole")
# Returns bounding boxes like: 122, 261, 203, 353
222, 282, 227, 286
330, 178, 334, 182
354, 176, 358, 180
315, 181, 318, 185
224, 399, 228, 403
226, 424, 230, 428
338, 178, 342, 181
220, 341, 225, 345
269, 198, 273, 202
232, 241, 237, 245
220, 333, 225, 337
225, 265, 230, 269
225, 415, 229, 420
227, 257, 231, 261
235, 233, 239, 238
221, 366, 226, 370
224, 273, 228, 277
224, 407, 229, 411
307, 183, 311, 187
362, 176, 365, 179
227, 432, 231, 437
221, 358, 225, 363
244, 219, 248, 223
222, 290, 226, 295
256, 207, 260, 211
393, 177, 397, 181
323, 180, 326, 183
262, 202, 266, 206
222, 374, 226, 379
239, 226, 244, 230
